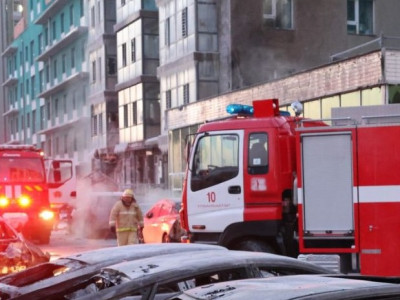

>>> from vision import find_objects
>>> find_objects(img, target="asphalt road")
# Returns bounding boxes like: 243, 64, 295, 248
40, 225, 117, 260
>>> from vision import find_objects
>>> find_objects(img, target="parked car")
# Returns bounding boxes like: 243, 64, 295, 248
0, 216, 49, 276
143, 199, 186, 243
43, 249, 332, 300
0, 243, 225, 299
169, 274, 400, 300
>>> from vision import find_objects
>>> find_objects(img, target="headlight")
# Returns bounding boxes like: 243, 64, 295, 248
39, 210, 55, 221
18, 195, 31, 208
0, 196, 10, 208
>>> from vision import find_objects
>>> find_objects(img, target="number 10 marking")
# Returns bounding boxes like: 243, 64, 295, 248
207, 192, 216, 202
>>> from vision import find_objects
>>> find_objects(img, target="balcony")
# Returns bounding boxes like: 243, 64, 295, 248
1, 45, 17, 58
2, 77, 18, 87
2, 106, 19, 117
36, 26, 88, 62
36, 116, 90, 135
37, 71, 89, 98
34, 0, 66, 25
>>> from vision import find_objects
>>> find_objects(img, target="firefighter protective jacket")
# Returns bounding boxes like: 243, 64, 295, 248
109, 200, 144, 233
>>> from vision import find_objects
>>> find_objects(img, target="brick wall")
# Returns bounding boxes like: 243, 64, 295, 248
167, 51, 384, 130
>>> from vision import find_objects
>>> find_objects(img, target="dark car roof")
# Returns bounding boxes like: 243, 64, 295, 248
171, 274, 400, 300
0, 243, 226, 299
71, 250, 333, 300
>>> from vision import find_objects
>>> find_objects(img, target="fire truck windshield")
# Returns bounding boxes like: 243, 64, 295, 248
191, 134, 239, 191
0, 158, 46, 183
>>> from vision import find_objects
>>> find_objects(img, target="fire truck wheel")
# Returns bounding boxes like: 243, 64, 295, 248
234, 239, 276, 254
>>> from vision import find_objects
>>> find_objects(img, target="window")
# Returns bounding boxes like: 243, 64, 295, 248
71, 47, 75, 69
165, 18, 170, 46
263, 0, 292, 29
182, 7, 188, 37
53, 59, 57, 79
97, 1, 101, 25
123, 104, 128, 128
131, 38, 136, 62
98, 57, 102, 81
248, 132, 268, 175
92, 60, 96, 82
183, 84, 189, 104
61, 13, 65, 33
98, 113, 103, 135
122, 43, 127, 67
70, 5, 74, 27
30, 41, 34, 64
64, 134, 68, 154
166, 90, 171, 109
132, 102, 137, 125
55, 98, 59, 116
107, 57, 116, 75
46, 101, 51, 120
31, 75, 35, 98
91, 6, 95, 27
92, 115, 98, 136
191, 134, 239, 191
26, 113, 30, 129
52, 20, 56, 40
63, 94, 67, 114
347, 0, 373, 35
46, 63, 50, 83
38, 33, 42, 54
32, 110, 36, 133
62, 54, 66, 74
40, 106, 44, 129
80, 0, 84, 17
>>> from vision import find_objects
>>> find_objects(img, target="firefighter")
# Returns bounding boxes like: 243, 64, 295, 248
109, 188, 144, 246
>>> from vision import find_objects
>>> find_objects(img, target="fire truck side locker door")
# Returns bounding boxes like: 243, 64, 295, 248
301, 132, 354, 234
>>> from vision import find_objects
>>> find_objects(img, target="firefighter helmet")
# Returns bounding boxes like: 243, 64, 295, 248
122, 188, 134, 198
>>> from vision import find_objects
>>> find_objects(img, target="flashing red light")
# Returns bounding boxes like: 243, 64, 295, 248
0, 197, 9, 208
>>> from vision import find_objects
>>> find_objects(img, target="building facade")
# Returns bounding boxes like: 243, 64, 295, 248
2, 0, 90, 176
87, 0, 119, 182
164, 0, 400, 195
113, 0, 164, 193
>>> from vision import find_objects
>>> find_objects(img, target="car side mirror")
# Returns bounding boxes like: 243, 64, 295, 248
146, 212, 153, 218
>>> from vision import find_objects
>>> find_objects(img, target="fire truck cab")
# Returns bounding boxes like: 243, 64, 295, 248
181, 98, 400, 276
0, 144, 74, 244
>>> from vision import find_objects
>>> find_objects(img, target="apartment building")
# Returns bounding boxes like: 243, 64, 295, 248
114, 0, 164, 192
161, 0, 400, 194
2, 0, 90, 175
87, 0, 119, 181
1, 0, 24, 144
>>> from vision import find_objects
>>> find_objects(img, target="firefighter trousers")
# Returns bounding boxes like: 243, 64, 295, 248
116, 230, 138, 246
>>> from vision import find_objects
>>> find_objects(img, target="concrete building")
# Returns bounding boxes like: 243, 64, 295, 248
2, 0, 90, 176
162, 0, 400, 195
113, 0, 165, 193
87, 0, 119, 182
1, 0, 24, 144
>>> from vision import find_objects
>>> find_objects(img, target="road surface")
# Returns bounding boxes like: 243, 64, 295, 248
40, 225, 117, 260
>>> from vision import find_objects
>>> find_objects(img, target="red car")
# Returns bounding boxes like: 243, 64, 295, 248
142, 199, 186, 243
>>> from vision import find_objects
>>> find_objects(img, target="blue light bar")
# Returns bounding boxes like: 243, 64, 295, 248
226, 104, 254, 115
280, 111, 291, 117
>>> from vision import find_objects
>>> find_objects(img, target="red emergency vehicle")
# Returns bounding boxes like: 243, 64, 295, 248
181, 98, 400, 276
0, 145, 74, 244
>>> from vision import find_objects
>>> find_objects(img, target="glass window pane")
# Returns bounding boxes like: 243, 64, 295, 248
303, 100, 321, 119
341, 91, 360, 107
321, 96, 340, 119
362, 87, 381, 106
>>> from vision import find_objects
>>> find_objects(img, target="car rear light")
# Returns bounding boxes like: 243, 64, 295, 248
18, 195, 31, 208
39, 210, 55, 221
0, 196, 10, 208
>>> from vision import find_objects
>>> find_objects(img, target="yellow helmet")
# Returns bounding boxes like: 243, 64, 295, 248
122, 188, 134, 198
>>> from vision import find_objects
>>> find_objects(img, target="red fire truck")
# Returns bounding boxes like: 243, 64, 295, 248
180, 98, 400, 276
0, 144, 74, 244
